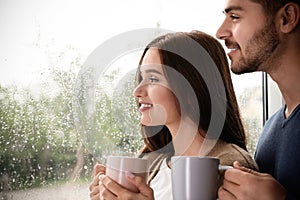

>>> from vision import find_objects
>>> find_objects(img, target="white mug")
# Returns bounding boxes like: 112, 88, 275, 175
106, 156, 149, 193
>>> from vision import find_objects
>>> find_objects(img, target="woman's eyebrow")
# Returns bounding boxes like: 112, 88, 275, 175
144, 69, 163, 75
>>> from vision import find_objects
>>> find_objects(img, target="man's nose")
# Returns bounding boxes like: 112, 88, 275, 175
216, 19, 231, 40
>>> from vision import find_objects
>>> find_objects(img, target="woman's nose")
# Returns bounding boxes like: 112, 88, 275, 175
133, 83, 146, 98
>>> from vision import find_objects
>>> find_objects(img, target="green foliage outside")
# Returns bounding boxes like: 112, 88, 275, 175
0, 83, 79, 190
0, 59, 142, 192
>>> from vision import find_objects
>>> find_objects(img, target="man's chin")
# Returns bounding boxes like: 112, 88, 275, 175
231, 67, 245, 75
230, 63, 258, 75
230, 64, 244, 74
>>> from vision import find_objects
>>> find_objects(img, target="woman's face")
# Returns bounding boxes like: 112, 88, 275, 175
134, 48, 181, 127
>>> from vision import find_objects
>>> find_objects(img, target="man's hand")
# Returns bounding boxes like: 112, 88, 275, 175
218, 161, 286, 200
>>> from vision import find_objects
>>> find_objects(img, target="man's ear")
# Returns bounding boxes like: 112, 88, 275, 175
279, 3, 300, 33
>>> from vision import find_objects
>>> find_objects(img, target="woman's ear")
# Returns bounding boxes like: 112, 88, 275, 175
279, 3, 300, 33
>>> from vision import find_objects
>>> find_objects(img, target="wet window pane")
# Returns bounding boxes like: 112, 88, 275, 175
232, 73, 263, 155
0, 1, 267, 199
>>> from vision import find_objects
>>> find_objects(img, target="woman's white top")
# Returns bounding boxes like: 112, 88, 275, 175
150, 158, 173, 200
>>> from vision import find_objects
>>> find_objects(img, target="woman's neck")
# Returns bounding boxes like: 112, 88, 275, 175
168, 117, 207, 156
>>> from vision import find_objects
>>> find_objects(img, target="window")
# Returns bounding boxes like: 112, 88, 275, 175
0, 1, 280, 199
231, 73, 263, 155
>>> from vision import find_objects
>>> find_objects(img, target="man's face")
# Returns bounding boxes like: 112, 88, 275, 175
216, 0, 280, 74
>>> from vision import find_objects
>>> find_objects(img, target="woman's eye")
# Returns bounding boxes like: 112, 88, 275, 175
149, 76, 159, 83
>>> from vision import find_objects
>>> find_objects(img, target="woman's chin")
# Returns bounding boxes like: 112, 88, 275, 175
141, 120, 163, 127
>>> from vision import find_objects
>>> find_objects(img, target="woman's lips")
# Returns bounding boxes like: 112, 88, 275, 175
139, 103, 153, 112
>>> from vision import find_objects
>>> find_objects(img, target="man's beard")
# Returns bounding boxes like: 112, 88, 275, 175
229, 19, 280, 74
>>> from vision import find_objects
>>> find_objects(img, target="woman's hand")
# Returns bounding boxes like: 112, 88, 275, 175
100, 171, 154, 200
89, 164, 106, 200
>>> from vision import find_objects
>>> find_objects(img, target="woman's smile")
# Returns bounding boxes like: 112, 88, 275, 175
139, 102, 153, 112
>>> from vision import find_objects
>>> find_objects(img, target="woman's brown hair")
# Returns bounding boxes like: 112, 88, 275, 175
136, 30, 247, 155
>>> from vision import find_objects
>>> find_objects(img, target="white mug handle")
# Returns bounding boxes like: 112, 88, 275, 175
218, 165, 233, 171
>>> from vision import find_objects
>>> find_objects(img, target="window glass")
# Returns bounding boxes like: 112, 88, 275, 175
231, 73, 263, 155
0, 0, 265, 199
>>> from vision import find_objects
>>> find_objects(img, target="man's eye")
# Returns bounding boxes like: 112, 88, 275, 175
230, 14, 239, 20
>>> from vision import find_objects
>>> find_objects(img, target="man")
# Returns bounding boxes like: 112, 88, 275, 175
216, 0, 300, 199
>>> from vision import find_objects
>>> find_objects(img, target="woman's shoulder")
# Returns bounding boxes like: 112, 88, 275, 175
208, 140, 259, 171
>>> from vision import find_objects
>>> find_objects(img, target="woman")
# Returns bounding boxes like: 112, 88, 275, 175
89, 30, 258, 200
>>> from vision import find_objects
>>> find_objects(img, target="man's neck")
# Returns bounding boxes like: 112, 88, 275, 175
268, 62, 300, 118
